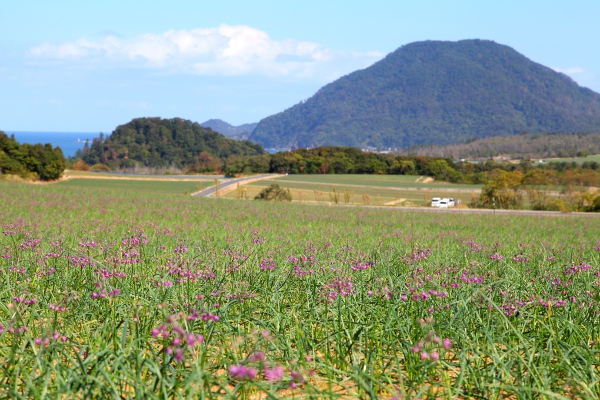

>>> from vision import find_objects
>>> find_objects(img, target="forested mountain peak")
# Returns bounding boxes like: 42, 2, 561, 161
201, 119, 257, 139
249, 39, 600, 149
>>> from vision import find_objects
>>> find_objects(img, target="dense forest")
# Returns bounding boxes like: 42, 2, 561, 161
82, 118, 265, 172
401, 132, 600, 159
0, 131, 65, 180
250, 39, 600, 149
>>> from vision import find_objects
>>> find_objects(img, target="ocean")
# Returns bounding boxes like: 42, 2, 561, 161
5, 131, 101, 158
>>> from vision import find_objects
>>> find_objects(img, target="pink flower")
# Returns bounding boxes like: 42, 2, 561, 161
230, 365, 257, 380
443, 338, 452, 350
420, 351, 429, 360
248, 351, 266, 363
264, 365, 284, 381
174, 348, 184, 363
290, 370, 305, 383
430, 352, 440, 361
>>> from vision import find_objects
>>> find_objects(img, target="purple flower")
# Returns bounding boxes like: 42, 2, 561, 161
174, 348, 184, 363
248, 351, 266, 363
230, 365, 257, 380
264, 365, 284, 381
443, 338, 452, 350
290, 370, 305, 383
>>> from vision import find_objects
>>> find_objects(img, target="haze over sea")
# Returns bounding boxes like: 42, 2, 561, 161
7, 131, 100, 158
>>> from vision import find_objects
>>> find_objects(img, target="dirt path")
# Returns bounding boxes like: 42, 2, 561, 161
383, 198, 406, 206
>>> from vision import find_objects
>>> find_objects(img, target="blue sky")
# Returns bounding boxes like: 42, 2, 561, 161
2, 0, 599, 132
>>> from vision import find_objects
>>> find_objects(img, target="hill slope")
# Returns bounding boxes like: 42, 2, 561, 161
402, 132, 600, 160
250, 39, 600, 149
83, 117, 264, 171
201, 119, 257, 140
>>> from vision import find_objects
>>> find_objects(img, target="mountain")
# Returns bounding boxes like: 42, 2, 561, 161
249, 39, 600, 149
201, 119, 257, 140
82, 117, 265, 171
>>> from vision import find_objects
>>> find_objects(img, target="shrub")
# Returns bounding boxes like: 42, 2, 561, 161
254, 184, 291, 201
90, 163, 111, 172
72, 159, 90, 171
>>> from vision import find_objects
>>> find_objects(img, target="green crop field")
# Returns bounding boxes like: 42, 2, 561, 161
1, 181, 600, 398
545, 154, 600, 165
273, 174, 484, 190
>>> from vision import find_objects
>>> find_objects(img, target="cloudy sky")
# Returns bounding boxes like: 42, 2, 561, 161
2, 0, 599, 132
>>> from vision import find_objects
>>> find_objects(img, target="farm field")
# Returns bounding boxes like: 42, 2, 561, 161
545, 154, 600, 165
221, 175, 481, 206
65, 170, 223, 180
57, 171, 229, 195
57, 178, 204, 195
272, 174, 483, 189
1, 182, 599, 398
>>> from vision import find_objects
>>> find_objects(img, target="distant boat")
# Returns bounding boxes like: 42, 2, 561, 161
77, 138, 93, 143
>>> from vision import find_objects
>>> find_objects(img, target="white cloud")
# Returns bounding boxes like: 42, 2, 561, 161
552, 66, 585, 75
29, 24, 383, 79
552, 66, 597, 90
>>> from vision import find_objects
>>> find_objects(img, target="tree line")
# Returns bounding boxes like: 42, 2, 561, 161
223, 146, 599, 180
475, 166, 600, 212
0, 131, 65, 180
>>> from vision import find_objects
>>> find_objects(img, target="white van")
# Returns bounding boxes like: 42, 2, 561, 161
438, 199, 449, 208
431, 197, 441, 207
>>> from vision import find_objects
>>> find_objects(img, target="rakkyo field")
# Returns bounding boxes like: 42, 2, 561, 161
1, 182, 599, 398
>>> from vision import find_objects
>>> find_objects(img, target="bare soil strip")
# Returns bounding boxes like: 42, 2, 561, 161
383, 198, 406, 205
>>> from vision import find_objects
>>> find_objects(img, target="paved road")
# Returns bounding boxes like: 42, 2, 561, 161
192, 174, 277, 197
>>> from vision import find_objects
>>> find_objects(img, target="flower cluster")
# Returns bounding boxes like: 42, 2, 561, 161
410, 318, 452, 362
152, 312, 206, 363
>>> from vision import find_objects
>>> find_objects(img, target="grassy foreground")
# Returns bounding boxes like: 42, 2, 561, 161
1, 182, 600, 398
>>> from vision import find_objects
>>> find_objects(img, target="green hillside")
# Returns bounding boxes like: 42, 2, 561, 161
402, 132, 600, 159
82, 117, 265, 172
249, 39, 600, 149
